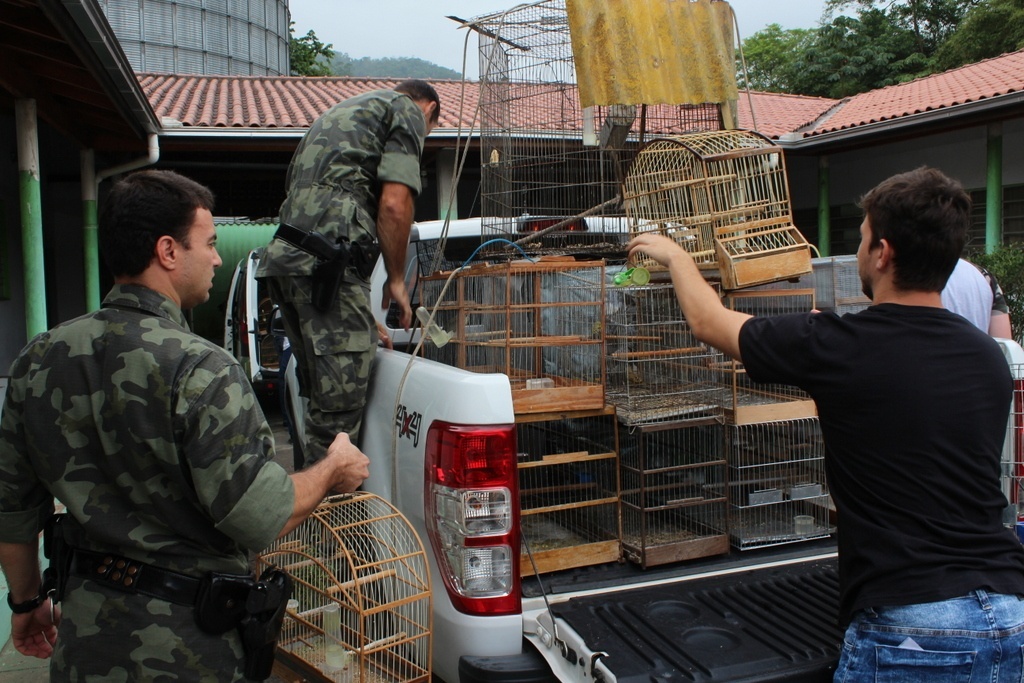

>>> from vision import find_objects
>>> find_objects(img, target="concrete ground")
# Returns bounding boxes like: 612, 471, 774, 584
0, 397, 298, 682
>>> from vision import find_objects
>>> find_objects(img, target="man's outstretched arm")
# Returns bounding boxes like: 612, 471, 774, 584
628, 233, 751, 361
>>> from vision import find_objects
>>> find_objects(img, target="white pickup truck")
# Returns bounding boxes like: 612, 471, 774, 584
231, 219, 1024, 683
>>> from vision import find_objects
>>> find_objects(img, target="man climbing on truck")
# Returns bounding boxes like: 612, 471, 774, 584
629, 166, 1024, 682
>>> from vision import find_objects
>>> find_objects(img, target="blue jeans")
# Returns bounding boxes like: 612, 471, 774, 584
835, 590, 1024, 683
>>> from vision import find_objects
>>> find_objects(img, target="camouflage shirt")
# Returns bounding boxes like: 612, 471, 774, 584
0, 284, 293, 577
257, 89, 426, 278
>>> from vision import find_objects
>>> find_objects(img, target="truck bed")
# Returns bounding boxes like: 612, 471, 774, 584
549, 556, 841, 682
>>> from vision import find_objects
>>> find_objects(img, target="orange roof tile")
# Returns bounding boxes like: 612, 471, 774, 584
139, 49, 1024, 141
806, 49, 1024, 137
141, 74, 477, 130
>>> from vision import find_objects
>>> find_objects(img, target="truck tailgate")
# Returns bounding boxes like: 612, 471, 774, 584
542, 558, 841, 683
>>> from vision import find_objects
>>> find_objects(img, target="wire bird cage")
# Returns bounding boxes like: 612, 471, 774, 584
720, 418, 833, 550
473, 0, 723, 258
714, 289, 818, 425
824, 255, 872, 315
517, 408, 620, 575
619, 418, 729, 567
1003, 362, 1024, 532
605, 281, 724, 425
624, 130, 812, 290
418, 258, 606, 414
257, 493, 431, 683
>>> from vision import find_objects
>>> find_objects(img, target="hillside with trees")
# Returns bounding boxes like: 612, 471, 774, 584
738, 0, 1024, 98
288, 26, 460, 79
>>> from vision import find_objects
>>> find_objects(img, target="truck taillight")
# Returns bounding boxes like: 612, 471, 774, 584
425, 421, 521, 615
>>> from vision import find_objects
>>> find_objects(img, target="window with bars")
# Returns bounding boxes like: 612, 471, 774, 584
795, 183, 1024, 255
969, 184, 1024, 246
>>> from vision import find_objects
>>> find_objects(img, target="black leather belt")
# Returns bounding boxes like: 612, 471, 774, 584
70, 549, 202, 607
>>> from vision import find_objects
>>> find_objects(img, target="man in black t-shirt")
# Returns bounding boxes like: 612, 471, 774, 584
629, 167, 1024, 683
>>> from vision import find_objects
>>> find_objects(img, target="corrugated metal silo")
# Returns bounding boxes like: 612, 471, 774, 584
98, 0, 290, 76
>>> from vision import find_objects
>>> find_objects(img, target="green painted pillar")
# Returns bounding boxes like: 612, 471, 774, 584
15, 98, 47, 338
817, 156, 831, 257
986, 122, 1003, 253
82, 150, 101, 311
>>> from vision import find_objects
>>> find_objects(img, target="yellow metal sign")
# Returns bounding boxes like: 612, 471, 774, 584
567, 0, 738, 108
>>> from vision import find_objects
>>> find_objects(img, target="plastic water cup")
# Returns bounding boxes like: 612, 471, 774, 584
794, 515, 814, 535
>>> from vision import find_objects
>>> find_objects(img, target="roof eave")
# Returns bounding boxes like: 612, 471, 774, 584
44, 0, 160, 138
775, 90, 1024, 152
158, 126, 480, 141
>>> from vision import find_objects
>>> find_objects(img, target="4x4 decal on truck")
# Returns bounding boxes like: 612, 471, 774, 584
395, 405, 423, 447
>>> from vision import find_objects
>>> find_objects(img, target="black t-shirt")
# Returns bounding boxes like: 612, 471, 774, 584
740, 304, 1024, 624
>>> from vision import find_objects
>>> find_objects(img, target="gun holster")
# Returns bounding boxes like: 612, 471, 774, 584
239, 566, 293, 681
349, 238, 381, 281
194, 572, 255, 635
311, 239, 351, 313
42, 513, 72, 602
274, 223, 379, 312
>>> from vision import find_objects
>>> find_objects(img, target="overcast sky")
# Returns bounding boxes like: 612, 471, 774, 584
286, 1, 831, 78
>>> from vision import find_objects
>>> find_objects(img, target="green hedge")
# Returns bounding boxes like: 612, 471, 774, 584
967, 244, 1024, 343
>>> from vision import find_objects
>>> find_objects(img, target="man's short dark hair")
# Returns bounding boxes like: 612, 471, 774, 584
99, 170, 215, 277
859, 166, 970, 293
395, 79, 441, 124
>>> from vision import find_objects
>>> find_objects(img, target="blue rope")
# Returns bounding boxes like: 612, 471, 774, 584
461, 238, 535, 269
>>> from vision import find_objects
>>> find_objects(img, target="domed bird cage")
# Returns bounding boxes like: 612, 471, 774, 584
257, 493, 432, 682
624, 130, 812, 290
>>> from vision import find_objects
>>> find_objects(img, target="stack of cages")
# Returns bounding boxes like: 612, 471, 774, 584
606, 282, 730, 567
716, 288, 834, 549
418, 260, 616, 575
473, 0, 724, 260
624, 130, 812, 290
517, 407, 621, 575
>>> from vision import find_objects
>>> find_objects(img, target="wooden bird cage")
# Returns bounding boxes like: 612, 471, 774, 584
624, 130, 812, 290
418, 257, 606, 414
258, 493, 432, 683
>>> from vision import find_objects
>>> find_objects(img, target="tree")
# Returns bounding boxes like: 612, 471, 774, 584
736, 24, 816, 92
934, 0, 1024, 70
738, 0, 1005, 97
825, 0, 980, 52
289, 23, 334, 77
791, 9, 930, 97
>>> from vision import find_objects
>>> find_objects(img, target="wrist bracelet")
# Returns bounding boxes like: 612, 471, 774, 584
6, 589, 45, 614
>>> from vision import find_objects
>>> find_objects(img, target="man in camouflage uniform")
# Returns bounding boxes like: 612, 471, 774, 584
0, 170, 369, 680
257, 79, 440, 466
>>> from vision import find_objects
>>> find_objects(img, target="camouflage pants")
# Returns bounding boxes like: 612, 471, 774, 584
51, 576, 245, 682
266, 275, 378, 466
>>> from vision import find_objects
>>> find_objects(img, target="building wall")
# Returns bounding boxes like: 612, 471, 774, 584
788, 117, 1024, 254
0, 112, 28, 373
99, 0, 290, 76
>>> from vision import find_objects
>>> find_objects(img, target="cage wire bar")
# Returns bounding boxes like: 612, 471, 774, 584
605, 282, 724, 425
619, 417, 729, 567
517, 409, 621, 575
716, 289, 818, 425
722, 418, 833, 550
258, 494, 432, 682
1003, 362, 1024, 528
473, 0, 722, 257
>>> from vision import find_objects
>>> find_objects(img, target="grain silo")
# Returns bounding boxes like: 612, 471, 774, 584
97, 0, 290, 76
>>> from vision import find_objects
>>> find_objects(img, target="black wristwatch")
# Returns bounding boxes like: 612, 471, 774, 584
6, 589, 45, 614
